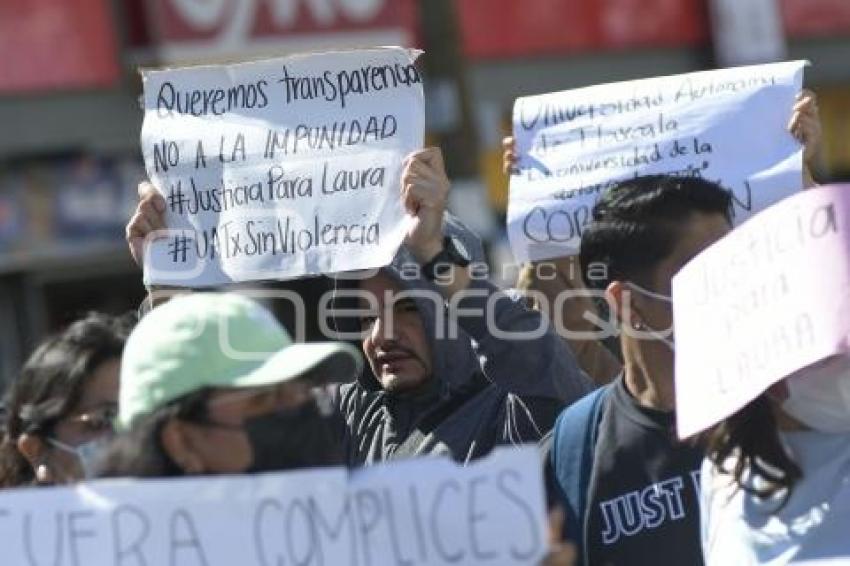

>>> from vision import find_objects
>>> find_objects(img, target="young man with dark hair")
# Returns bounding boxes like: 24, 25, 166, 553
546, 175, 734, 566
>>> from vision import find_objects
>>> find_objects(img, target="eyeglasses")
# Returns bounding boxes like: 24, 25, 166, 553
62, 405, 118, 435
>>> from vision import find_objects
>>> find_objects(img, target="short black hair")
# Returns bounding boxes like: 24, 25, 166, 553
579, 175, 733, 290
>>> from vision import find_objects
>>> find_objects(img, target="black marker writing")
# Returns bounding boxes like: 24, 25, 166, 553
156, 80, 269, 118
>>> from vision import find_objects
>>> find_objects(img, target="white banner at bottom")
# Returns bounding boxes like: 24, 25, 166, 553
0, 446, 547, 566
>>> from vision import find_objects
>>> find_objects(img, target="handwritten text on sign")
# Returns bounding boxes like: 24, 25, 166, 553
0, 447, 547, 566
673, 184, 850, 438
508, 60, 807, 262
140, 47, 424, 287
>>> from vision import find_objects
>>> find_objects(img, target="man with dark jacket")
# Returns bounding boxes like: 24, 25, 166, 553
333, 148, 591, 464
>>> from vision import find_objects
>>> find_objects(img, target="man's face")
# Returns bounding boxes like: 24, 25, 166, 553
359, 273, 433, 393
633, 211, 732, 342
166, 380, 314, 474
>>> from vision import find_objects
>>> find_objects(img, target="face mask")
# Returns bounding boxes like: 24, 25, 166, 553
641, 328, 675, 352
48, 436, 112, 479
781, 355, 850, 433
625, 282, 675, 351
244, 401, 345, 473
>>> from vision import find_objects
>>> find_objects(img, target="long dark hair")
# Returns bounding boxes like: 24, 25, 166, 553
0, 312, 134, 488
94, 389, 211, 479
703, 394, 802, 501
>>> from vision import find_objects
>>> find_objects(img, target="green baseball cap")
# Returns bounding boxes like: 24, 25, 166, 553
118, 292, 362, 429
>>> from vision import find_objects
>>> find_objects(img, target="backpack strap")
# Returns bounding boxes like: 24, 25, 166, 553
550, 383, 612, 565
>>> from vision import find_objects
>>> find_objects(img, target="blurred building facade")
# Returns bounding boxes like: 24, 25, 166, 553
1, 0, 849, 387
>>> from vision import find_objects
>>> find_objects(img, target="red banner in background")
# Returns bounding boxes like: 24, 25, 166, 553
129, 0, 850, 65
0, 0, 120, 93
136, 0, 417, 63
781, 0, 850, 38
458, 0, 850, 60
595, 0, 708, 48
457, 0, 708, 59
456, 0, 595, 57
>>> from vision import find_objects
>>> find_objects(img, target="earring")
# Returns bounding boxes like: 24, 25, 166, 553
36, 463, 51, 484
632, 321, 645, 331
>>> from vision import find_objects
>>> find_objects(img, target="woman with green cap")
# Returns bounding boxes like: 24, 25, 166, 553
97, 292, 362, 477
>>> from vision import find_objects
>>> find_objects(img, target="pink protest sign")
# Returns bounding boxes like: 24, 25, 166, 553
673, 184, 850, 438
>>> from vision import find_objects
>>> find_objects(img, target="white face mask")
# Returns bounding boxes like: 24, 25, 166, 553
48, 436, 112, 479
781, 355, 850, 433
626, 282, 675, 351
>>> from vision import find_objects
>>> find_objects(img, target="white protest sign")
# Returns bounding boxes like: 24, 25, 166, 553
0, 446, 548, 566
508, 60, 807, 262
140, 47, 424, 287
672, 184, 850, 438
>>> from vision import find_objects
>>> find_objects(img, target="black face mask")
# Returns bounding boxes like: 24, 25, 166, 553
242, 401, 345, 473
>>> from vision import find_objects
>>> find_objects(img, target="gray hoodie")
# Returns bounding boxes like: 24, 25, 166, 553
332, 215, 593, 465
